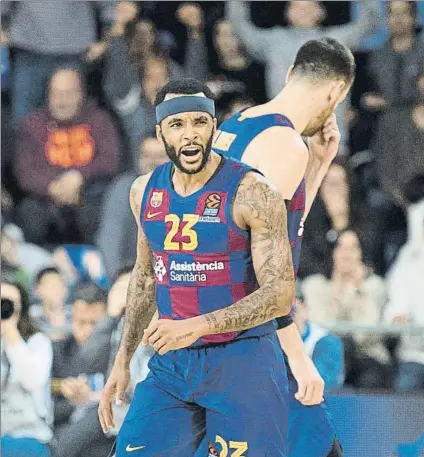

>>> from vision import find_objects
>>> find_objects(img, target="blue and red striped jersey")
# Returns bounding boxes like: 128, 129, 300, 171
214, 112, 305, 276
140, 157, 276, 346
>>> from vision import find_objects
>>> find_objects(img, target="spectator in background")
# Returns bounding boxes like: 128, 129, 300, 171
384, 175, 424, 391
96, 136, 168, 280
15, 67, 120, 246
293, 284, 344, 391
30, 267, 72, 341
1, 279, 53, 457
222, 94, 255, 122
208, 19, 266, 105
75, 265, 154, 436
1, 1, 115, 127
299, 160, 372, 279
368, 66, 424, 272
362, 1, 424, 112
103, 2, 207, 170
226, 0, 380, 147
303, 230, 391, 389
51, 283, 111, 457
1, 223, 54, 290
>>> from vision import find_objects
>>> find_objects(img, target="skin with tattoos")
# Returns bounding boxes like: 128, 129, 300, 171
201, 172, 294, 335
99, 163, 294, 433
98, 174, 157, 432
141, 169, 294, 354
118, 177, 157, 363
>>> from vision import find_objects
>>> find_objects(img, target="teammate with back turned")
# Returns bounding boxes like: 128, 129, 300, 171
213, 37, 355, 457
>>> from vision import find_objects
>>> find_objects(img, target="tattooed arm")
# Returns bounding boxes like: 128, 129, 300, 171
142, 172, 294, 355
98, 173, 156, 432
117, 175, 157, 362
199, 172, 294, 334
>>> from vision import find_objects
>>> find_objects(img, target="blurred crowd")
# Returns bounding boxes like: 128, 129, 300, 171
1, 1, 424, 456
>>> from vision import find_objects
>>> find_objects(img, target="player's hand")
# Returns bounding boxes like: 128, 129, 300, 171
142, 319, 200, 354
288, 353, 325, 406
98, 358, 130, 433
308, 114, 341, 166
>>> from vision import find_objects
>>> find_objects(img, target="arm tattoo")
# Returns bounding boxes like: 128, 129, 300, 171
204, 173, 294, 334
119, 179, 156, 361
120, 260, 156, 359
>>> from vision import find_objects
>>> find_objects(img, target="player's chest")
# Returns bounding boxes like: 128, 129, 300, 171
142, 188, 234, 254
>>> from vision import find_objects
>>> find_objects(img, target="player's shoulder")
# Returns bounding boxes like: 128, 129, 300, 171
244, 123, 308, 165
129, 173, 153, 218
256, 125, 308, 153
237, 170, 282, 204
234, 170, 285, 229
130, 173, 151, 200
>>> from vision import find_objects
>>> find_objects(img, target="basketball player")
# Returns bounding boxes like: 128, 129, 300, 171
99, 79, 297, 456
212, 37, 355, 457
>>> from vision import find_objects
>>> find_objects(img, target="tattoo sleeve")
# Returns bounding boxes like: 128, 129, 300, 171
119, 179, 156, 362
203, 173, 295, 334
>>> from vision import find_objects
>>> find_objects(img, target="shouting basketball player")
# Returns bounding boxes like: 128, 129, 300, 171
99, 79, 296, 456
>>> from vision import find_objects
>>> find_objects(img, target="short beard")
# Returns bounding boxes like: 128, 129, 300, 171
162, 135, 214, 175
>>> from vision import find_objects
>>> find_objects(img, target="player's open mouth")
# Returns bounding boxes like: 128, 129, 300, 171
181, 147, 202, 157
181, 147, 202, 163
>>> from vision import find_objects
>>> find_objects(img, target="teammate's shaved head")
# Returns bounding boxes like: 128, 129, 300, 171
292, 37, 355, 85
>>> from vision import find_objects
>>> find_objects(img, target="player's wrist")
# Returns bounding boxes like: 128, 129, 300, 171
190, 315, 210, 338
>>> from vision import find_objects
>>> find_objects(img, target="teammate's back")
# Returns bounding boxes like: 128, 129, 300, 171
214, 111, 306, 276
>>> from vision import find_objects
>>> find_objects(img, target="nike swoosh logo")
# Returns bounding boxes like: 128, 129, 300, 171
126, 444, 145, 452
147, 211, 162, 219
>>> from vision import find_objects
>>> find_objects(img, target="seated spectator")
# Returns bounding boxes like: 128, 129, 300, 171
293, 285, 344, 391
369, 66, 424, 272
303, 230, 391, 389
96, 136, 168, 280
30, 267, 72, 341
208, 19, 266, 105
1, 1, 115, 128
1, 278, 53, 457
103, 3, 207, 170
51, 283, 111, 457
384, 175, 424, 391
299, 160, 372, 278
15, 67, 120, 246
1, 223, 54, 290
53, 245, 109, 291
87, 264, 154, 436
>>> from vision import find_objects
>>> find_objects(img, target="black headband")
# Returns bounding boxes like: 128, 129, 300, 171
156, 96, 215, 123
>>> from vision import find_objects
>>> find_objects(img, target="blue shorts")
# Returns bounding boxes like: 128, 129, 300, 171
287, 379, 338, 457
116, 333, 289, 457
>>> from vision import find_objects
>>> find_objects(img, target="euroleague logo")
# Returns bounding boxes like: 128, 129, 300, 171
203, 193, 221, 217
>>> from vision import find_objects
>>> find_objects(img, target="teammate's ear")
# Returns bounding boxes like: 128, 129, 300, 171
328, 80, 346, 104
285, 65, 294, 84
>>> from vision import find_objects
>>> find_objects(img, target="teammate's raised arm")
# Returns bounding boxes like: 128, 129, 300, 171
200, 172, 295, 334
99, 174, 156, 433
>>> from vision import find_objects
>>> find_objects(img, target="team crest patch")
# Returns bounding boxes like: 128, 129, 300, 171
207, 442, 219, 456
203, 193, 221, 217
154, 256, 167, 282
150, 191, 163, 208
